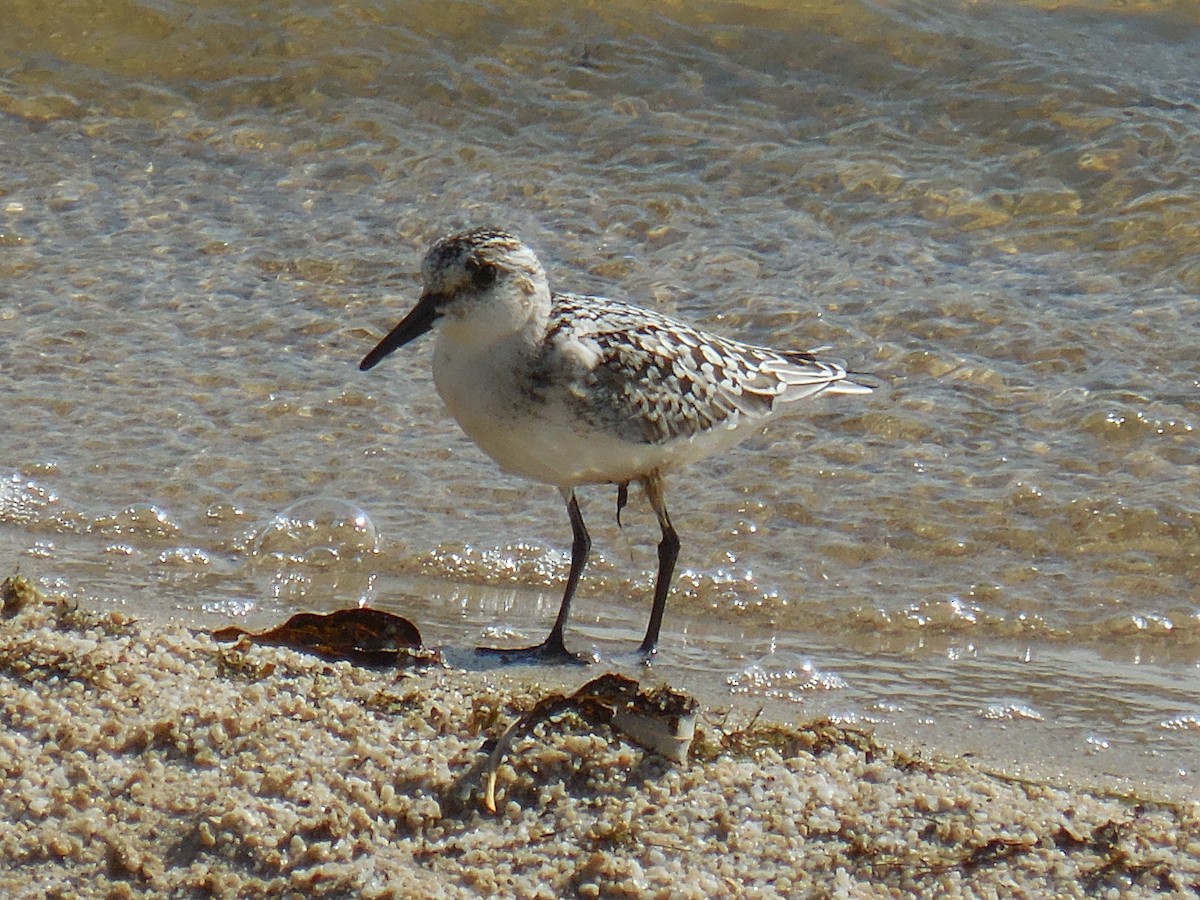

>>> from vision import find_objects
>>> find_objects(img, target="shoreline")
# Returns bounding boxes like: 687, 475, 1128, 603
2, 592, 1197, 898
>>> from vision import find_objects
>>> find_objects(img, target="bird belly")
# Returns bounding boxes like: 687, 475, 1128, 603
448, 405, 750, 487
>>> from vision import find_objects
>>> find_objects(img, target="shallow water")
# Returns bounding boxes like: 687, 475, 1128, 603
2, 0, 1198, 795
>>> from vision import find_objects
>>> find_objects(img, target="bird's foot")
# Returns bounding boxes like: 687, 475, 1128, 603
637, 643, 658, 667
475, 636, 597, 666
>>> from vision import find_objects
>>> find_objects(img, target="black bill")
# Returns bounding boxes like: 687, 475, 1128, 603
359, 292, 442, 371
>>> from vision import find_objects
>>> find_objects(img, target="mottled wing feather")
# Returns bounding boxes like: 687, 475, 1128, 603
544, 293, 848, 445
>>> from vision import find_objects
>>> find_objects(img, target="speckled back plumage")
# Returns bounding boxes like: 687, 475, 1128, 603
536, 293, 858, 445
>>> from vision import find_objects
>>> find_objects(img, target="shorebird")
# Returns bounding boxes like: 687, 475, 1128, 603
360, 227, 871, 662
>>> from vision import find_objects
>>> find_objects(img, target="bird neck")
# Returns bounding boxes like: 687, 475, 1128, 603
443, 285, 551, 351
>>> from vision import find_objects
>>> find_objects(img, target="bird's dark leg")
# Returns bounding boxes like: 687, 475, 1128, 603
639, 474, 679, 659
616, 481, 629, 528
547, 489, 590, 653
476, 487, 593, 664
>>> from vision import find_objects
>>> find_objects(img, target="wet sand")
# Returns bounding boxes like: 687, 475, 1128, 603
2, 591, 1197, 899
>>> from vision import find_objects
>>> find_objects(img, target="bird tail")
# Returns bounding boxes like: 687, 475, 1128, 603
826, 375, 875, 395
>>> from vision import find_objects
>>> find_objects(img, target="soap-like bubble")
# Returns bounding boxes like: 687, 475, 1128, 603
250, 497, 379, 566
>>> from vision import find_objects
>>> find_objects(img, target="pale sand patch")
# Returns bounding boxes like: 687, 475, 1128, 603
2, 594, 1197, 899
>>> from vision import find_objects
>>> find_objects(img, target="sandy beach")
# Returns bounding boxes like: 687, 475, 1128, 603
2, 585, 1196, 899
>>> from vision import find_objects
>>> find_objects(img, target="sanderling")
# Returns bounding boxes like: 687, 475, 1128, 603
360, 227, 872, 662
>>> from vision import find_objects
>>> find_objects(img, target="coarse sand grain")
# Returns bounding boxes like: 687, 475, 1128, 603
2, 593, 1198, 898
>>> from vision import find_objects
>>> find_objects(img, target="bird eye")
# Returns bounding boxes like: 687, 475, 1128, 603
467, 259, 498, 289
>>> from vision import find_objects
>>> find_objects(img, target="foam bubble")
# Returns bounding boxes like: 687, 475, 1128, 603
250, 497, 379, 565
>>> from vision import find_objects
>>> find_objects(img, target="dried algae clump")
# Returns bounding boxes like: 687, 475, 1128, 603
1, 571, 41, 618
450, 673, 698, 814
212, 607, 441, 668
